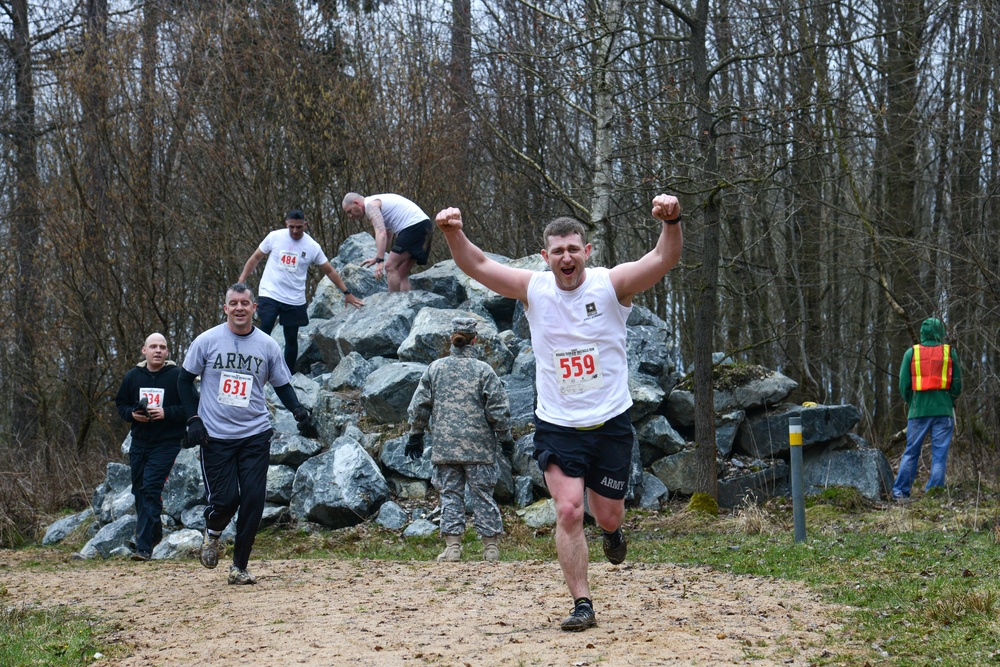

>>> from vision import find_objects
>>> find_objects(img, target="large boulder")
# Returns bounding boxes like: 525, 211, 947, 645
408, 259, 469, 307
650, 447, 722, 496
269, 432, 325, 468
379, 435, 433, 480
162, 448, 205, 520
716, 461, 790, 508
78, 514, 137, 559
736, 403, 862, 459
42, 508, 94, 546
289, 436, 390, 529
502, 374, 536, 429
313, 290, 449, 367
323, 352, 374, 391
266, 465, 297, 503
91, 462, 131, 517
360, 362, 428, 424
331, 232, 378, 271
802, 437, 894, 500
665, 370, 798, 428
398, 307, 514, 374
626, 323, 680, 391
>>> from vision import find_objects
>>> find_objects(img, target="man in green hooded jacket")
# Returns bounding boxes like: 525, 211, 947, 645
891, 318, 962, 500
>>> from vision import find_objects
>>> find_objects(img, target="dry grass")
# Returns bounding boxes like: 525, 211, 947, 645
721, 498, 787, 536
0, 444, 108, 548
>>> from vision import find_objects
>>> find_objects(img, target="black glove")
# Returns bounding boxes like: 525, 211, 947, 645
294, 406, 319, 438
405, 433, 424, 460
184, 416, 208, 449
136, 396, 149, 418
499, 433, 515, 458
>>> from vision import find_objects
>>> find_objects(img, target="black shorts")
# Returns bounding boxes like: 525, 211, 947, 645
256, 296, 308, 331
532, 410, 634, 500
391, 219, 433, 265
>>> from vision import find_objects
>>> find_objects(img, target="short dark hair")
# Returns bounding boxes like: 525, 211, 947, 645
542, 217, 588, 248
227, 282, 255, 301
286, 209, 305, 221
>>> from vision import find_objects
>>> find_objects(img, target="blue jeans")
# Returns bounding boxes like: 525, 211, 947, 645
891, 415, 954, 498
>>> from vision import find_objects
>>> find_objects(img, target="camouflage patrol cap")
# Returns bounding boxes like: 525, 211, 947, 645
451, 317, 478, 334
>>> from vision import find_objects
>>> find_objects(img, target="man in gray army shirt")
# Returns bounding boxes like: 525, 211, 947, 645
178, 282, 316, 585
406, 317, 513, 561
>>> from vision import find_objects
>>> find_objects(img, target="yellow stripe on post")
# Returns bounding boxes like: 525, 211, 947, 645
788, 414, 806, 542
789, 419, 803, 446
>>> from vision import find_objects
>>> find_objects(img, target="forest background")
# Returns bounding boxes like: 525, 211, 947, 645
1, 0, 998, 545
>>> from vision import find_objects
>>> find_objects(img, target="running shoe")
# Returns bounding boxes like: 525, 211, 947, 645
602, 528, 627, 565
200, 531, 224, 569
227, 565, 257, 585
560, 601, 596, 632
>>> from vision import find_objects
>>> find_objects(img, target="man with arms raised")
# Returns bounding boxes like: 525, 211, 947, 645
434, 195, 682, 631
178, 283, 316, 585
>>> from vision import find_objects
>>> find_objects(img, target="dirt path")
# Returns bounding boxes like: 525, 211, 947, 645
1, 551, 850, 666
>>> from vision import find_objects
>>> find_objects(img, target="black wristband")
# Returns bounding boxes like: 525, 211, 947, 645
341, 289, 351, 295
664, 215, 681, 226
375, 257, 385, 263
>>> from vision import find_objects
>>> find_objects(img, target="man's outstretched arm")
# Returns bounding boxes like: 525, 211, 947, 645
609, 194, 683, 304
435, 207, 532, 302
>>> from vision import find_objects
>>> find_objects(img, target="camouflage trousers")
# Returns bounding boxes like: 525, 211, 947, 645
432, 463, 503, 538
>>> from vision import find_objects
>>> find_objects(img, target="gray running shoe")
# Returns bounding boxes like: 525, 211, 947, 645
227, 565, 257, 585
130, 550, 151, 562
200, 532, 224, 569
602, 528, 627, 565
560, 602, 596, 632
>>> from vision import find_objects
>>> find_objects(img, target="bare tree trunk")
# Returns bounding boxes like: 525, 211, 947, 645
70, 0, 112, 453
689, 0, 719, 500
139, 0, 160, 207
588, 0, 622, 264
10, 0, 42, 449
449, 0, 473, 195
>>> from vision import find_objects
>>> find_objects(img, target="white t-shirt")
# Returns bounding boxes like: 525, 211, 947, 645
524, 267, 632, 428
366, 194, 429, 234
182, 323, 292, 439
257, 229, 329, 306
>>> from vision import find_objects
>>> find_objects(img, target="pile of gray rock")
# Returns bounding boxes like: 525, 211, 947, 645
42, 233, 893, 559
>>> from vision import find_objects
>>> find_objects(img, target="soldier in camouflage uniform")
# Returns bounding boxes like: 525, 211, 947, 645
406, 317, 514, 562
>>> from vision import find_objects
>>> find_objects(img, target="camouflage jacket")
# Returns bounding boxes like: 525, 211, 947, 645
407, 346, 512, 465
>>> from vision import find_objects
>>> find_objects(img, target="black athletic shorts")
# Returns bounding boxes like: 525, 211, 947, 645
532, 409, 634, 500
256, 296, 308, 331
391, 219, 433, 265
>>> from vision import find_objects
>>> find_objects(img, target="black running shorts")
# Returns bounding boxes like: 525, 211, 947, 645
532, 410, 634, 500
256, 296, 308, 330
391, 219, 433, 265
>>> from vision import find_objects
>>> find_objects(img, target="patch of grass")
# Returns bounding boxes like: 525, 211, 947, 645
807, 485, 871, 512
0, 602, 115, 666
633, 496, 1000, 667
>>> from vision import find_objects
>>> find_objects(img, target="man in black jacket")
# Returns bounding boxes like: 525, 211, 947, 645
115, 333, 187, 561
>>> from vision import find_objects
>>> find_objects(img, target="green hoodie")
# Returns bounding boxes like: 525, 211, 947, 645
898, 318, 962, 418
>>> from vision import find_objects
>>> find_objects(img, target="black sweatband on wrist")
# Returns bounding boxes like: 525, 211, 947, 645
341, 289, 351, 295
375, 257, 385, 263
664, 215, 681, 226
